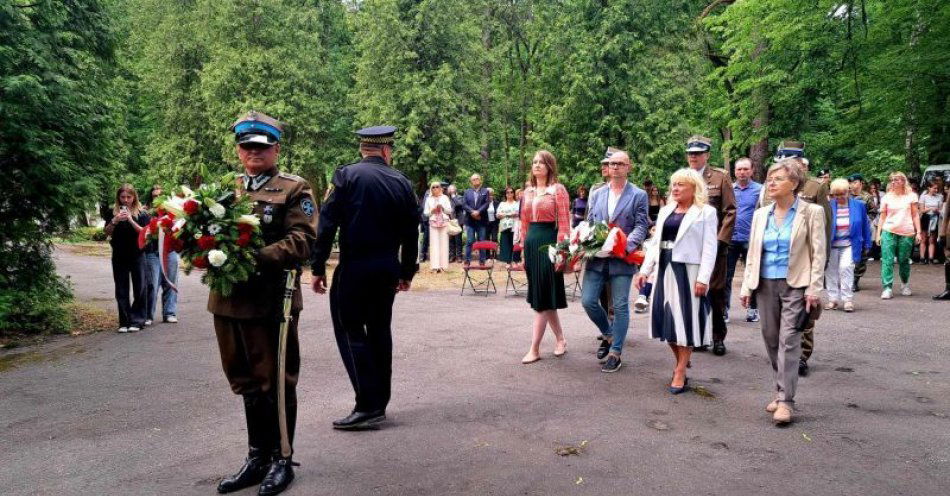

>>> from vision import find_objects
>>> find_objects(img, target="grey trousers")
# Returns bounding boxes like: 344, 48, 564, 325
756, 278, 805, 404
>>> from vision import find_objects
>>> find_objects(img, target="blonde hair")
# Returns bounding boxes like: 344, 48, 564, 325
829, 178, 850, 195
667, 168, 708, 207
887, 171, 910, 195
113, 183, 143, 217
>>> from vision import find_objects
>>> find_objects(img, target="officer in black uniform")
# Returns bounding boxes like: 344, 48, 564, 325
310, 126, 419, 430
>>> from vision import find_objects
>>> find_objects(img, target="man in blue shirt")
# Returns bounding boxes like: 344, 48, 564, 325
725, 157, 763, 322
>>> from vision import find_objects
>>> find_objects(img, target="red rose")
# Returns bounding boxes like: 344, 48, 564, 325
148, 218, 159, 231
172, 238, 185, 252
236, 232, 252, 247
160, 216, 175, 229
155, 207, 166, 216
237, 223, 254, 234
192, 256, 208, 269
197, 235, 216, 251
183, 199, 201, 215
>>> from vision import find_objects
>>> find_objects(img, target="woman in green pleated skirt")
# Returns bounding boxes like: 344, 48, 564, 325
524, 222, 567, 311
519, 150, 572, 364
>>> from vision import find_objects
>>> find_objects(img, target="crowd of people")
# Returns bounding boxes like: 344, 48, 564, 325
406, 136, 949, 426
97, 109, 950, 494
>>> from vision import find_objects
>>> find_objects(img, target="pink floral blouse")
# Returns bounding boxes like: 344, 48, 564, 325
520, 183, 571, 244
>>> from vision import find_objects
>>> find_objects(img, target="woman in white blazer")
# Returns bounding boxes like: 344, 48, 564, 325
635, 168, 718, 394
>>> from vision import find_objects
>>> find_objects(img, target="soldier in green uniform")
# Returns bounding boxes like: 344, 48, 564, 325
758, 141, 830, 376
685, 135, 736, 356
212, 111, 317, 496
849, 173, 875, 291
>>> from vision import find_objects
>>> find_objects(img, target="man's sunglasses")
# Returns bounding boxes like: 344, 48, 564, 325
239, 142, 275, 151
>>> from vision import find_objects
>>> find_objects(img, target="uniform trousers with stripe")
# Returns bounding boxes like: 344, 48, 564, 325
330, 263, 396, 413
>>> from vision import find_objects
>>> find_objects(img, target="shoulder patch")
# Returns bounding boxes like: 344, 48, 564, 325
301, 198, 315, 217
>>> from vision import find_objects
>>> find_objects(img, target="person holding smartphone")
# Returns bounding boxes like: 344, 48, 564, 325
103, 184, 150, 333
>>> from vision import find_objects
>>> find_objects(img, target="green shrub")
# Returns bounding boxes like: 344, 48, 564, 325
59, 226, 106, 243
0, 241, 74, 336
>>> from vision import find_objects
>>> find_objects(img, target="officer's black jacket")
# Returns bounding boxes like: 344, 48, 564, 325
311, 155, 419, 281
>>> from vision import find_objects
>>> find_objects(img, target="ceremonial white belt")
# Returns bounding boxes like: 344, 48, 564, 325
659, 241, 675, 249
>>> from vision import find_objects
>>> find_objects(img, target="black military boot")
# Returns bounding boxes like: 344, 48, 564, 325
934, 263, 950, 300
218, 395, 272, 494
217, 447, 271, 494
258, 454, 296, 496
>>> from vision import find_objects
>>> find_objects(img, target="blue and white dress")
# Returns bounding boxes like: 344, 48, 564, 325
649, 212, 712, 347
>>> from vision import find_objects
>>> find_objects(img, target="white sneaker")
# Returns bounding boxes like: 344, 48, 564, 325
164, 315, 178, 323
144, 319, 153, 326
128, 326, 140, 332
901, 284, 912, 296
881, 288, 893, 299
634, 295, 649, 313
117, 327, 129, 333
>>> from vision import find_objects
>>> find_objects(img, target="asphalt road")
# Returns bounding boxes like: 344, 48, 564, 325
1, 250, 949, 496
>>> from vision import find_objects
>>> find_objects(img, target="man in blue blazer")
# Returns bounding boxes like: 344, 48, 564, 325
463, 173, 490, 265
582, 150, 650, 372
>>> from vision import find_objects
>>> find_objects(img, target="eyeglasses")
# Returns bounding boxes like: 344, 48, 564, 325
605, 161, 628, 168
431, 185, 442, 190
766, 176, 789, 184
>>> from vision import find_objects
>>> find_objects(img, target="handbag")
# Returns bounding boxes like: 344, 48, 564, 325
446, 218, 462, 236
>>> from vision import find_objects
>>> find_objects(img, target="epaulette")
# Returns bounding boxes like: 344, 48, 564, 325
277, 172, 304, 182
710, 166, 729, 175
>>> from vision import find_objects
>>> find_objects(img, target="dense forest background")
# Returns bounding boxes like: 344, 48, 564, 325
2, 0, 949, 333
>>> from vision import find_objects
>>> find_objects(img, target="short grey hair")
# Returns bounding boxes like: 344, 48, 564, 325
767, 158, 806, 195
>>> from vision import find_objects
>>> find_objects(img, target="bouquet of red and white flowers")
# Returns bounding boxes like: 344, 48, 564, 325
140, 173, 264, 296
546, 221, 645, 272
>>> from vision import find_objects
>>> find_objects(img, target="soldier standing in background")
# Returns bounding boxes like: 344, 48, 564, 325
310, 126, 419, 431
684, 135, 736, 356
213, 111, 317, 496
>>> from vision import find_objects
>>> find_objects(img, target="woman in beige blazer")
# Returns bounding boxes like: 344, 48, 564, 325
739, 158, 826, 425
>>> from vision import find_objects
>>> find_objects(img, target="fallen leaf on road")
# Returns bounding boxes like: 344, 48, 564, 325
575, 477, 584, 485
693, 386, 716, 399
555, 440, 588, 456
647, 420, 670, 431
802, 433, 812, 442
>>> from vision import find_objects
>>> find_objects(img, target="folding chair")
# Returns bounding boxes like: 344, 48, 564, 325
505, 245, 528, 297
565, 268, 582, 301
461, 241, 498, 296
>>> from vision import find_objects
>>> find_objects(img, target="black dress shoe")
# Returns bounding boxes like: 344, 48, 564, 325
798, 359, 809, 376
332, 410, 386, 430
596, 339, 611, 360
258, 457, 295, 496
695, 345, 709, 352
217, 450, 271, 494
712, 340, 726, 356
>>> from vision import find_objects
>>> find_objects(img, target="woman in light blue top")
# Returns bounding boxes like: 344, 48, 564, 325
740, 158, 827, 425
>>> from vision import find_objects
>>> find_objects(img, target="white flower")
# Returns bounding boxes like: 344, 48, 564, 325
207, 249, 227, 267
569, 243, 579, 254
209, 203, 226, 218
180, 185, 194, 196
578, 222, 593, 243
238, 214, 260, 226
548, 246, 558, 263
208, 224, 222, 235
